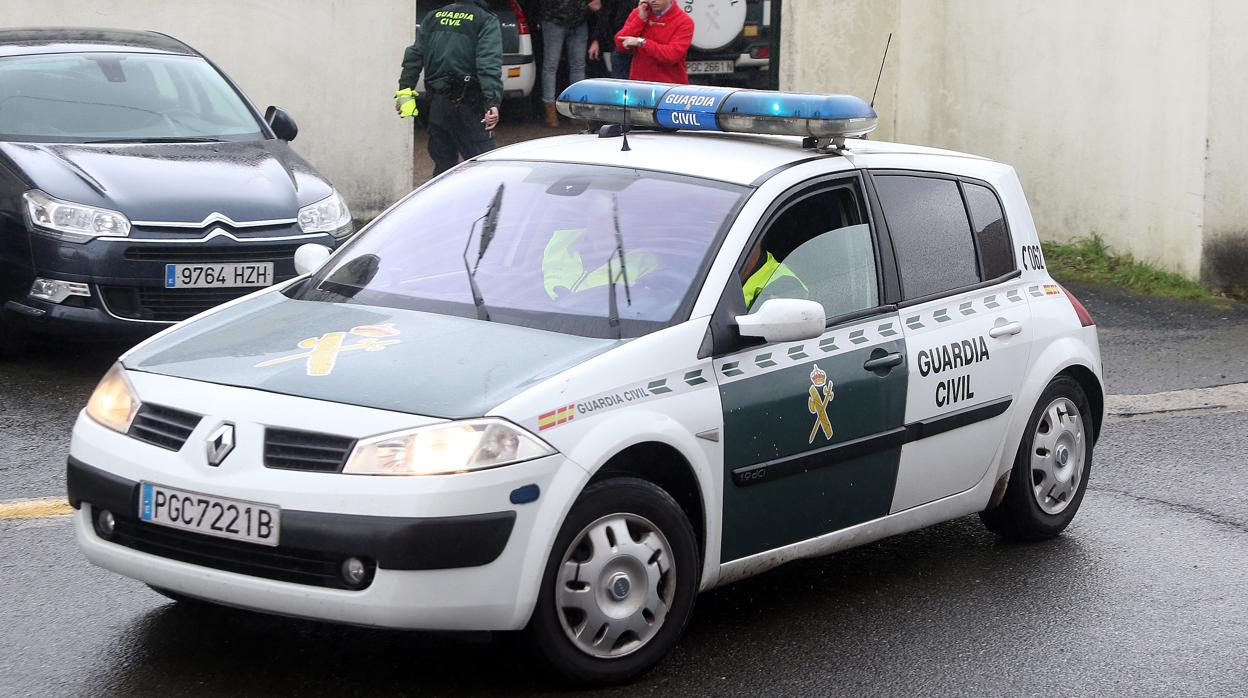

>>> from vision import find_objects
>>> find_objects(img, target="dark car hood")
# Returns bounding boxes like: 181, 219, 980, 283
122, 292, 621, 419
0, 140, 332, 223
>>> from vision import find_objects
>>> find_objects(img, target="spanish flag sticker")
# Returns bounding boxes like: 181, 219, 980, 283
538, 404, 576, 431
1044, 284, 1062, 296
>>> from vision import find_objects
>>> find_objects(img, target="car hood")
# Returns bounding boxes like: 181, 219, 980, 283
122, 292, 621, 419
0, 140, 332, 223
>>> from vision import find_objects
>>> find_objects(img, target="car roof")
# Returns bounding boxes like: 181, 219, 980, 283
479, 130, 995, 187
0, 28, 196, 58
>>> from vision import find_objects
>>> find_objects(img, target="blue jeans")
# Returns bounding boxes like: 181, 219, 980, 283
607, 51, 632, 80
542, 21, 587, 103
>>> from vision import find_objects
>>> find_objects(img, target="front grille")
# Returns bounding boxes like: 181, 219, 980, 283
124, 243, 299, 263
128, 404, 201, 451
101, 286, 256, 322
105, 514, 374, 590
264, 428, 355, 473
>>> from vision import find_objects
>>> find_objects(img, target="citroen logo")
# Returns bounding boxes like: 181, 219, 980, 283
206, 423, 236, 467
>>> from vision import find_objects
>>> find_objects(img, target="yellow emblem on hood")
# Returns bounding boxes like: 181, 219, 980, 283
254, 323, 401, 376
807, 364, 834, 443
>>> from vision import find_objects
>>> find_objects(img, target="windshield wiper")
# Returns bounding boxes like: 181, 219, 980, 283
606, 194, 632, 338
83, 136, 225, 144
462, 183, 504, 321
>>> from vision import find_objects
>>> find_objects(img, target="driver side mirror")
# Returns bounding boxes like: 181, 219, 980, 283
736, 298, 826, 343
265, 106, 298, 142
294, 243, 332, 275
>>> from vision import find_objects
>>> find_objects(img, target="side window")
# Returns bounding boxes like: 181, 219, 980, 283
873, 175, 979, 299
743, 183, 879, 319
963, 183, 1015, 279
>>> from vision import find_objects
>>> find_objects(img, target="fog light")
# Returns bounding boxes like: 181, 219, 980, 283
30, 278, 90, 304
341, 557, 368, 587
96, 509, 116, 539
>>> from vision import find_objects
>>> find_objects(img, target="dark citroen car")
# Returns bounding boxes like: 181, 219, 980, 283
0, 28, 352, 352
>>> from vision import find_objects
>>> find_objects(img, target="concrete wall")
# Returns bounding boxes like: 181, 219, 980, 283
2, 0, 415, 218
782, 0, 1245, 287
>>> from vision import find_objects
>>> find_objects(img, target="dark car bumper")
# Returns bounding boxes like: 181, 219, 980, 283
6, 224, 345, 337
67, 457, 517, 590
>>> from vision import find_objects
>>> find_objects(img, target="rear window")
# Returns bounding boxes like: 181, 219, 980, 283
874, 175, 979, 299
964, 183, 1015, 279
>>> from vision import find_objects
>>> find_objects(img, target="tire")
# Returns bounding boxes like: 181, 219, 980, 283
525, 477, 700, 686
980, 375, 1094, 541
0, 318, 27, 359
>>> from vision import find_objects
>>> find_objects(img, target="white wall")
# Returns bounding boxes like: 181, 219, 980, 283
782, 0, 1244, 284
2, 0, 415, 218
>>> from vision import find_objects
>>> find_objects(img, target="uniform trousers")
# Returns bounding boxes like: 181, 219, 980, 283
426, 94, 496, 176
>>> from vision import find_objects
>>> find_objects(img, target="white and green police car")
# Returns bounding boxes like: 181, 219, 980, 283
69, 79, 1103, 684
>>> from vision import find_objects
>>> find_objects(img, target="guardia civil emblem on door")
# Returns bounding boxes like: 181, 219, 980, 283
807, 364, 834, 443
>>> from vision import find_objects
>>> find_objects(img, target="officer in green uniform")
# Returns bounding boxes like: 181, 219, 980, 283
741, 240, 809, 308
396, 0, 504, 176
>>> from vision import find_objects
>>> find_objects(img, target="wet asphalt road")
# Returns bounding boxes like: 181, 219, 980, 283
2, 281, 1247, 692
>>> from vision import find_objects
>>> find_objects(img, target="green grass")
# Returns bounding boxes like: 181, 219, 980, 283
1042, 234, 1239, 302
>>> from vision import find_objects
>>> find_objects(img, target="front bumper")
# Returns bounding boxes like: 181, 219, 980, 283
69, 458, 517, 583
8, 225, 341, 335
67, 373, 590, 631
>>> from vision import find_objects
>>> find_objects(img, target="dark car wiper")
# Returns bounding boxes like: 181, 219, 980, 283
606, 194, 632, 338
82, 136, 226, 144
461, 183, 505, 322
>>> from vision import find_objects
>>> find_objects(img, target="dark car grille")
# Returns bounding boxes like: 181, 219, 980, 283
101, 286, 257, 322
264, 428, 356, 473
128, 404, 201, 451
104, 514, 375, 590
124, 243, 299, 263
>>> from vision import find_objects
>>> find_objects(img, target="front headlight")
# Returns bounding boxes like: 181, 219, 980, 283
298, 190, 352, 236
24, 190, 131, 242
85, 364, 140, 434
343, 418, 556, 476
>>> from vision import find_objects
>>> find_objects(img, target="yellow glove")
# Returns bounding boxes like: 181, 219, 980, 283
395, 88, 419, 118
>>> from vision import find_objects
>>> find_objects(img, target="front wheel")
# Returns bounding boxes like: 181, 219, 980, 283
980, 375, 1094, 541
526, 478, 700, 686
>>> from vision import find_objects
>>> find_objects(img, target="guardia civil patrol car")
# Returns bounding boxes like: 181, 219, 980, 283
68, 79, 1104, 685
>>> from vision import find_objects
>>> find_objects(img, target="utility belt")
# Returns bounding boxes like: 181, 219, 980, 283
428, 73, 480, 104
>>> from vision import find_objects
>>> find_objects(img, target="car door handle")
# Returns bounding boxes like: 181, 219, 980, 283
989, 321, 1023, 339
863, 352, 904, 373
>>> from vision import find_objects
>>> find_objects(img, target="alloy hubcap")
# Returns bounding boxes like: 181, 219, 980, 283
556, 513, 675, 659
1030, 397, 1086, 515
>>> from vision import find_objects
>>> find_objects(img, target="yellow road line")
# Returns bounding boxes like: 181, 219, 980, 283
0, 497, 73, 520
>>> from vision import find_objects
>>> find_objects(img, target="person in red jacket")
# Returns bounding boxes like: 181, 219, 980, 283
614, 0, 694, 84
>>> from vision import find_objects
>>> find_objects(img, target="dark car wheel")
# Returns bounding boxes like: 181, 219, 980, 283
980, 375, 1094, 541
0, 318, 28, 358
526, 477, 700, 686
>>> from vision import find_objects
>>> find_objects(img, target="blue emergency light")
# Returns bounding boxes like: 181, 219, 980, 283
555, 79, 878, 142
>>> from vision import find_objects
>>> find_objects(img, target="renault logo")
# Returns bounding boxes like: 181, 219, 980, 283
206, 423, 236, 467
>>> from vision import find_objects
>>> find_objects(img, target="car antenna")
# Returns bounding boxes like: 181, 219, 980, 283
621, 89, 632, 152
869, 33, 892, 110
606, 194, 631, 338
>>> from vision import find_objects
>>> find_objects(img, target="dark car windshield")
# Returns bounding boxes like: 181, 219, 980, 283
0, 52, 264, 143
295, 161, 748, 338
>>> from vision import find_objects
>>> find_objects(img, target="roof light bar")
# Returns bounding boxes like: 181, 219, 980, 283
556, 79, 878, 141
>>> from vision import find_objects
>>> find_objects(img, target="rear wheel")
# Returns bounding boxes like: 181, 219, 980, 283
526, 478, 699, 686
980, 376, 1093, 540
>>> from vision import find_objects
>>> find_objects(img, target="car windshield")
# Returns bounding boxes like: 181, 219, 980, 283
0, 52, 263, 143
295, 161, 748, 338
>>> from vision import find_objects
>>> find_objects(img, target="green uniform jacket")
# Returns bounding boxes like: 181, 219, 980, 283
399, 0, 503, 110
